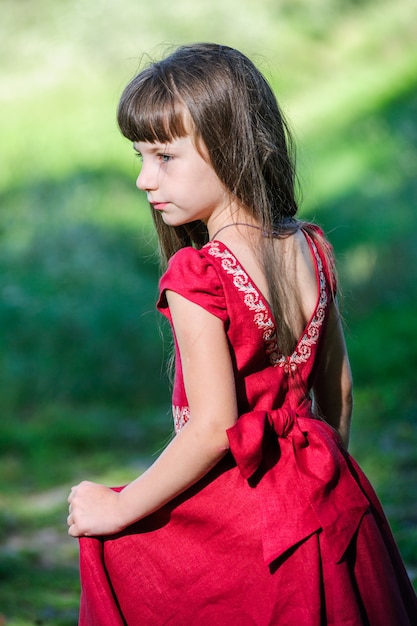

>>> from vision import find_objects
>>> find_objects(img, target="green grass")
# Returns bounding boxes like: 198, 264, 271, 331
1, 0, 416, 622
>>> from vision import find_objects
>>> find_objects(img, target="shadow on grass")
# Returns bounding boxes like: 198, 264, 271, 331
1, 549, 79, 625
310, 79, 417, 582
0, 171, 173, 621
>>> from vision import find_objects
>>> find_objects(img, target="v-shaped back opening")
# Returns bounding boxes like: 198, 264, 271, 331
206, 228, 325, 359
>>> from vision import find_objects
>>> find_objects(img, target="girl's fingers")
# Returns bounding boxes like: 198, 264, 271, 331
67, 485, 77, 504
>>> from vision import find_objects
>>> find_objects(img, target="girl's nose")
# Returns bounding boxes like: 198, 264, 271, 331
136, 163, 157, 191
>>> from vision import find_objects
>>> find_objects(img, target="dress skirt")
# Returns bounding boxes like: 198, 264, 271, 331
78, 444, 417, 625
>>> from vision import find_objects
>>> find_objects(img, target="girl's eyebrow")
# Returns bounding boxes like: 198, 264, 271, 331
133, 142, 170, 154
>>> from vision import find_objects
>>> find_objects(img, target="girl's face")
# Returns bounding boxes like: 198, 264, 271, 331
133, 134, 233, 228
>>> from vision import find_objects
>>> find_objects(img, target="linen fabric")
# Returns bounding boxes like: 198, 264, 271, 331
78, 227, 417, 625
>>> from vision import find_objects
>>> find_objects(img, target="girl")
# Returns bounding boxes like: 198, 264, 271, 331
67, 43, 417, 625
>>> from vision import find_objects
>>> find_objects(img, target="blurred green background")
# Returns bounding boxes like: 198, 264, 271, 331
0, 0, 416, 623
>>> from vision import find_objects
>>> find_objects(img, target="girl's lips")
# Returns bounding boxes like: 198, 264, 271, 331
151, 202, 168, 210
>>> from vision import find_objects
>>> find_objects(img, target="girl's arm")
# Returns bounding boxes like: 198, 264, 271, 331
312, 300, 353, 449
68, 290, 238, 537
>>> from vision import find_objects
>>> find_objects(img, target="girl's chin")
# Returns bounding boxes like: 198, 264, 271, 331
161, 216, 182, 227
161, 215, 198, 229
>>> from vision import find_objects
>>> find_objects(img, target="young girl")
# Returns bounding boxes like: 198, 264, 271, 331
67, 43, 417, 625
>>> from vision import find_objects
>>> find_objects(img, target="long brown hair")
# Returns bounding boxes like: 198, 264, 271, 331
118, 43, 315, 354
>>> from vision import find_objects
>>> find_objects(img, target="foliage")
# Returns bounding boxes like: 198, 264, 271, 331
0, 0, 416, 622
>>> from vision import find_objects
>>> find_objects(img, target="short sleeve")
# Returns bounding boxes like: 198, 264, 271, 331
156, 247, 228, 322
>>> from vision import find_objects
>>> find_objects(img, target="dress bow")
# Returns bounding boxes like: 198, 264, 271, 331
226, 404, 370, 566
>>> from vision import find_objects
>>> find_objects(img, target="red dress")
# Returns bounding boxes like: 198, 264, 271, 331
77, 228, 417, 625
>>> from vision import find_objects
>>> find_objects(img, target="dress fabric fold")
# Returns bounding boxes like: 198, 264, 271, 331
77, 229, 417, 625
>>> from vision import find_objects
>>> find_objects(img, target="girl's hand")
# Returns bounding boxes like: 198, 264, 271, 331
67, 481, 126, 538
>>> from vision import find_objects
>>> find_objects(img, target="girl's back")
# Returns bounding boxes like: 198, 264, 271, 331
214, 226, 320, 347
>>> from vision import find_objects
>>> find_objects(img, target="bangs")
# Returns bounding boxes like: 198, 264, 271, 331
117, 67, 189, 144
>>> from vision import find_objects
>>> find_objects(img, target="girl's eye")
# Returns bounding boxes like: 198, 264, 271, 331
159, 154, 172, 163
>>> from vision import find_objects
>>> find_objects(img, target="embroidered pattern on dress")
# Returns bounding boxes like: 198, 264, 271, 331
207, 238, 328, 372
172, 405, 190, 433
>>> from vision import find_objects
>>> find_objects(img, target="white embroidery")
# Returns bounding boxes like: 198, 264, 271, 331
172, 405, 190, 433
207, 243, 275, 334
207, 238, 328, 371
